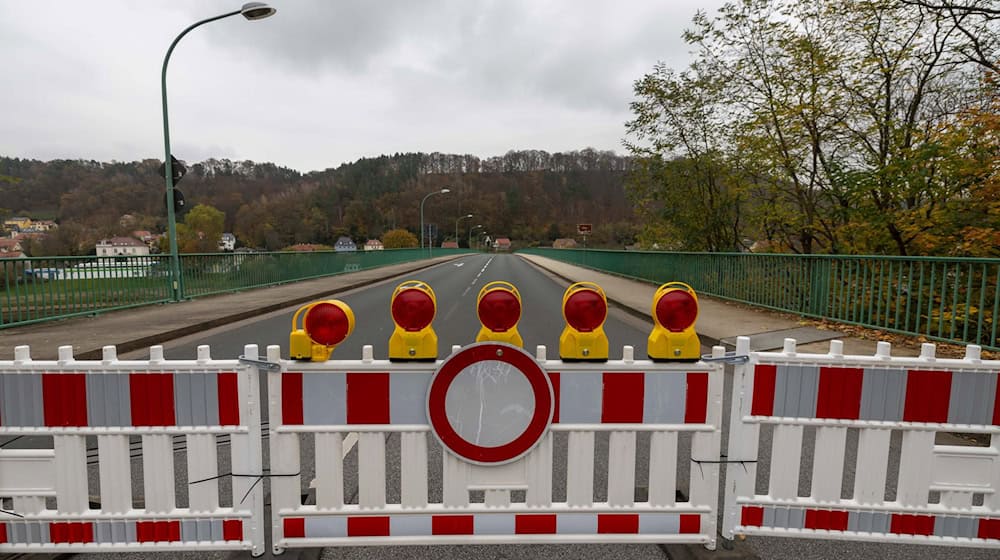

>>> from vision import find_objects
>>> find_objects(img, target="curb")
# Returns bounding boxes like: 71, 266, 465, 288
75, 255, 464, 359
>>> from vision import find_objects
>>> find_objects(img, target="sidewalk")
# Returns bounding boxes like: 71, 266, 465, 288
519, 254, 907, 357
0, 255, 463, 361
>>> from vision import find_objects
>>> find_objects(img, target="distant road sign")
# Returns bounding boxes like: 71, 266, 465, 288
578, 223, 592, 235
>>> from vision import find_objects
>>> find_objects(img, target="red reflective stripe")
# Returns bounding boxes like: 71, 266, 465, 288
347, 516, 390, 537
283, 518, 305, 538
978, 518, 1000, 539
222, 520, 243, 541
217, 372, 240, 426
816, 368, 864, 420
679, 514, 701, 534
597, 513, 639, 534
347, 373, 390, 424
751, 365, 776, 416
515, 514, 557, 534
993, 380, 1000, 426
903, 370, 952, 423
890, 513, 935, 536
129, 373, 175, 426
741, 506, 764, 527
136, 520, 181, 542
804, 509, 849, 531
42, 373, 88, 427
548, 372, 560, 423
601, 372, 644, 423
0, 523, 6, 543
685, 372, 708, 423
432, 515, 474, 535
282, 373, 303, 425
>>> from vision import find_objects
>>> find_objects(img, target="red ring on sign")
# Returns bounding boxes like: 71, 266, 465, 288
427, 342, 553, 465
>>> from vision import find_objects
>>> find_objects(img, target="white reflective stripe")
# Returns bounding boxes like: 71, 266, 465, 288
557, 513, 597, 534
173, 372, 219, 426
0, 373, 44, 426
390, 371, 432, 424
638, 513, 680, 534
558, 371, 602, 423
860, 368, 906, 422
474, 513, 515, 535
86, 373, 131, 427
97, 434, 132, 514
181, 519, 223, 542
933, 516, 978, 538
389, 515, 432, 536
302, 372, 345, 425
305, 517, 346, 538
642, 371, 686, 423
947, 370, 997, 425
7, 520, 50, 544
773, 364, 819, 418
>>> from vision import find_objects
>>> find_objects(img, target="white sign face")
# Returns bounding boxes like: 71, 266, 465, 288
443, 360, 535, 448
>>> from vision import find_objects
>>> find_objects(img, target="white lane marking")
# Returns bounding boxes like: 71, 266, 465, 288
453, 262, 465, 267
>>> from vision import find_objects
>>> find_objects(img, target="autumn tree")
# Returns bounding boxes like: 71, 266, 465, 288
381, 228, 418, 249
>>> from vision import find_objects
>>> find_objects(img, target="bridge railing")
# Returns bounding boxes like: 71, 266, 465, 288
0, 249, 470, 330
519, 248, 1000, 351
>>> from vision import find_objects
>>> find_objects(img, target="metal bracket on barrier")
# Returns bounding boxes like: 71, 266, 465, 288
238, 356, 282, 371
700, 352, 749, 364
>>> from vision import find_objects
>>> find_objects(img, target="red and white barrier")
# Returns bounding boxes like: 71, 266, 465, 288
0, 344, 265, 556
267, 343, 725, 553
723, 337, 1000, 549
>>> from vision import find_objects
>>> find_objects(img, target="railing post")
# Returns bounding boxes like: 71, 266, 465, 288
809, 256, 831, 317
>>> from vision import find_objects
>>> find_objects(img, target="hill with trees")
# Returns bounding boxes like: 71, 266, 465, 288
0, 149, 635, 255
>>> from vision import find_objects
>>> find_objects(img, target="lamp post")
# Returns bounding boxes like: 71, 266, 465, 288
469, 224, 483, 250
419, 188, 450, 254
455, 214, 473, 247
162, 2, 276, 301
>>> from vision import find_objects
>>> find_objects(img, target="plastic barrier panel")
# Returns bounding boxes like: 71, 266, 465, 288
723, 337, 1000, 549
266, 342, 725, 554
0, 344, 265, 556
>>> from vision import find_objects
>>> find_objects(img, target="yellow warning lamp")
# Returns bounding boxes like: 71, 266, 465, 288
289, 300, 356, 361
475, 281, 524, 347
647, 282, 700, 361
389, 280, 438, 361
559, 282, 609, 361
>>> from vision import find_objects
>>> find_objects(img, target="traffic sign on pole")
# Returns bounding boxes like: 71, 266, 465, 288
577, 223, 592, 235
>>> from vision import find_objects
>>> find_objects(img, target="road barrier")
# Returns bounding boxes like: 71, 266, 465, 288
723, 336, 1000, 548
267, 342, 724, 553
0, 344, 265, 555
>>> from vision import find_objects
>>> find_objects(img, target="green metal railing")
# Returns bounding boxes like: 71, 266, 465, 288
1, 249, 468, 329
521, 248, 1000, 351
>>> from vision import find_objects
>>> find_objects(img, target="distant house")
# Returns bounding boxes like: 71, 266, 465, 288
553, 238, 578, 249
441, 241, 459, 249
364, 239, 384, 251
4, 217, 31, 231
494, 237, 512, 251
96, 237, 150, 258
218, 233, 236, 252
0, 238, 23, 255
33, 220, 57, 231
334, 236, 357, 252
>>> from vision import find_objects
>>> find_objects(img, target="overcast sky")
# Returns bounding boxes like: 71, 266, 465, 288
1, 0, 725, 172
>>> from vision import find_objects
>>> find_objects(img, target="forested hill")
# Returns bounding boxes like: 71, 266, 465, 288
0, 149, 635, 253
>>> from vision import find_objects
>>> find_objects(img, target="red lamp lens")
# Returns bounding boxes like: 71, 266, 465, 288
391, 288, 435, 331
305, 302, 350, 346
656, 290, 698, 332
564, 290, 607, 332
478, 289, 521, 332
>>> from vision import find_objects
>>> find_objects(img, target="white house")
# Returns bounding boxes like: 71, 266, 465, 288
334, 236, 357, 252
96, 237, 150, 258
364, 239, 384, 251
219, 233, 236, 252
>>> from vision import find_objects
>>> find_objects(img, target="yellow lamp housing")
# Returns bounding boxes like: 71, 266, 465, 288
475, 281, 524, 347
647, 282, 701, 361
559, 282, 609, 361
388, 280, 438, 361
289, 300, 356, 362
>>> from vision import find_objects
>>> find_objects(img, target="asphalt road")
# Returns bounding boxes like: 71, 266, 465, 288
11, 254, 998, 560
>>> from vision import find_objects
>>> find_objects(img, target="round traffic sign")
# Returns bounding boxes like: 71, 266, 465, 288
426, 342, 553, 465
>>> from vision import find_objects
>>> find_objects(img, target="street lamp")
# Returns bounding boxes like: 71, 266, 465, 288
419, 188, 450, 254
469, 224, 483, 250
161, 2, 276, 301
455, 214, 473, 247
